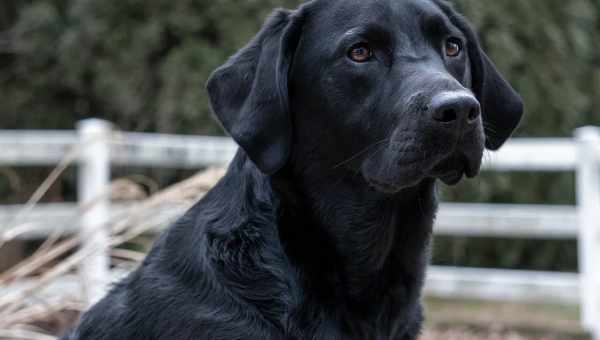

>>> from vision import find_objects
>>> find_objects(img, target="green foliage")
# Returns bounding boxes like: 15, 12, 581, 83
2, 0, 599, 132
0, 0, 299, 133
432, 237, 579, 272
1, 0, 599, 272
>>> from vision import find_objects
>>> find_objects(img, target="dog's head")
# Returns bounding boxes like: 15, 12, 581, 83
207, 0, 523, 193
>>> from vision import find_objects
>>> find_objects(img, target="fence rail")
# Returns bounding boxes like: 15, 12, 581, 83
0, 128, 237, 168
0, 202, 579, 239
0, 119, 599, 338
0, 129, 584, 170
425, 266, 580, 305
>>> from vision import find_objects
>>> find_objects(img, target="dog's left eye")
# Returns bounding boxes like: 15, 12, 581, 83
445, 37, 462, 57
348, 43, 373, 62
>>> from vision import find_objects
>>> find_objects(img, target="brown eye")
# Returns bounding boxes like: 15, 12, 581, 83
445, 37, 462, 57
348, 43, 373, 62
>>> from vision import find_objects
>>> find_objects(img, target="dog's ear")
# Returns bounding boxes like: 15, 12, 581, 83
470, 49, 524, 150
438, 1, 524, 150
207, 9, 304, 174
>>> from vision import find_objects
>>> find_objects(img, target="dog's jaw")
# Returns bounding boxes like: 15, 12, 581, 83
360, 120, 485, 194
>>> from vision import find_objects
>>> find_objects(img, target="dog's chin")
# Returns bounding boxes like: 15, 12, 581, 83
363, 166, 466, 193
364, 176, 405, 194
437, 170, 464, 186
361, 164, 426, 194
364, 164, 470, 193
429, 151, 482, 186
362, 151, 482, 192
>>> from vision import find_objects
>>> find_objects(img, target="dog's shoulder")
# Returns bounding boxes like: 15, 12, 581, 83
152, 153, 294, 326
202, 157, 295, 322
66, 154, 293, 339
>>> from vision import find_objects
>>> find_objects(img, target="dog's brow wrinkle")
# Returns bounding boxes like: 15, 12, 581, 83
422, 13, 449, 32
395, 54, 427, 62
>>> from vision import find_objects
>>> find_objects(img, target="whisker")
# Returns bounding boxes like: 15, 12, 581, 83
332, 138, 389, 170
483, 122, 499, 136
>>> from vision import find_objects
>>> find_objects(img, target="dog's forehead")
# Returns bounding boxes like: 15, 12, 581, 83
312, 0, 447, 29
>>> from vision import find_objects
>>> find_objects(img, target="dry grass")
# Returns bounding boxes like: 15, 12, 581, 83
0, 148, 226, 338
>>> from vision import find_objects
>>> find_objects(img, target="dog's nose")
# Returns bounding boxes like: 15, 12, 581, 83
429, 93, 480, 128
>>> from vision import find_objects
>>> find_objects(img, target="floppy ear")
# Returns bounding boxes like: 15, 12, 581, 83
470, 49, 524, 150
206, 9, 304, 174
437, 1, 524, 150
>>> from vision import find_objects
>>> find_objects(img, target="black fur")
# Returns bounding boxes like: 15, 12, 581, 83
62, 0, 522, 339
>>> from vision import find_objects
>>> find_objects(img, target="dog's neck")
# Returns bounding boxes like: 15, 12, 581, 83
272, 159, 437, 304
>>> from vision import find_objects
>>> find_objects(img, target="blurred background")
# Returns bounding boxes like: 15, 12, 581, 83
1, 0, 600, 339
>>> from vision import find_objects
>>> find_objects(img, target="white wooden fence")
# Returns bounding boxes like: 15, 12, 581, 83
0, 119, 599, 338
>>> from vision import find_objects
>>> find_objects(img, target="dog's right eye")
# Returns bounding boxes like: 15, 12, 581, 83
348, 43, 373, 62
444, 37, 463, 57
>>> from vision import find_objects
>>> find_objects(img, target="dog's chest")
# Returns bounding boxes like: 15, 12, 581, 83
275, 217, 431, 339
281, 269, 424, 340
284, 300, 422, 340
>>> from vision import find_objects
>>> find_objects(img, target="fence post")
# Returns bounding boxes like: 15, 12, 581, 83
576, 126, 600, 339
77, 119, 112, 306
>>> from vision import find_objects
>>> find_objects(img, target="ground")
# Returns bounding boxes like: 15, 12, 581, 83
422, 297, 589, 340
31, 298, 587, 339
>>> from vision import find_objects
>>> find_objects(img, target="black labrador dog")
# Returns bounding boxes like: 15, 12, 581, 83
62, 0, 522, 339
